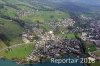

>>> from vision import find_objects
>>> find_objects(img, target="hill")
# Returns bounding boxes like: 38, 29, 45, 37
0, 0, 69, 49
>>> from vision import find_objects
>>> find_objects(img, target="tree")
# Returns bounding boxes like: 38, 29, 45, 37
50, 15, 54, 19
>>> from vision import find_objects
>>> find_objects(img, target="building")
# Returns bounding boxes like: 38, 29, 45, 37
94, 40, 100, 48
81, 32, 87, 41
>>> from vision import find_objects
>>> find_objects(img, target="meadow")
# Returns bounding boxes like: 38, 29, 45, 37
0, 43, 35, 60
21, 11, 69, 22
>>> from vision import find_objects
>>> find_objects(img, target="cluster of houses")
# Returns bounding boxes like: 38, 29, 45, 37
44, 18, 75, 29
22, 30, 34, 43
15, 9, 39, 19
80, 15, 92, 20
81, 21, 100, 61
81, 21, 100, 47
26, 31, 81, 62
21, 17, 76, 44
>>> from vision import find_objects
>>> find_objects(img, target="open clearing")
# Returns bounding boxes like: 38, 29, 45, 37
0, 43, 35, 60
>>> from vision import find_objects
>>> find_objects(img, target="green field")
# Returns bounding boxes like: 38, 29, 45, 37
0, 40, 7, 49
65, 33, 76, 39
85, 44, 97, 52
0, 43, 35, 60
0, 6, 17, 17
21, 11, 69, 22
0, 18, 23, 33
90, 62, 100, 66
0, 18, 23, 49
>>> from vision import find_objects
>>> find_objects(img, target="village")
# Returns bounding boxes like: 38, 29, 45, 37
21, 18, 75, 43
1, 0, 100, 66
80, 20, 100, 62
19, 15, 100, 64
25, 30, 82, 63
19, 17, 85, 64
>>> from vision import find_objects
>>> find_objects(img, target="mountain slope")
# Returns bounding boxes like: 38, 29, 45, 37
0, 0, 70, 48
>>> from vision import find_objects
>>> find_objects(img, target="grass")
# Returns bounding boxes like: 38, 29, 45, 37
40, 25, 51, 31
17, 5, 30, 10
0, 18, 23, 49
2, 0, 26, 5
0, 18, 23, 33
0, 0, 33, 17
0, 40, 7, 50
0, 0, 5, 4
0, 37, 23, 50
90, 62, 100, 66
65, 33, 76, 39
21, 11, 69, 22
56, 32, 77, 39
0, 6, 17, 18
9, 37, 23, 45
0, 43, 35, 60
92, 50, 100, 57
85, 44, 97, 52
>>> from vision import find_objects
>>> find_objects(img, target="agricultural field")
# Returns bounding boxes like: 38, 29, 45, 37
0, 43, 35, 60
21, 11, 69, 22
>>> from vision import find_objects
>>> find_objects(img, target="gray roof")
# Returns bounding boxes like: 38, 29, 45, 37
94, 40, 100, 47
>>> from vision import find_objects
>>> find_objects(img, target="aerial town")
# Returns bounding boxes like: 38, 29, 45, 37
19, 14, 100, 65
0, 0, 100, 66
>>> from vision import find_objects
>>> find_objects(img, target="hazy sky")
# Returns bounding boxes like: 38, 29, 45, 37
48, 0, 100, 5
58, 0, 100, 5
69, 0, 100, 4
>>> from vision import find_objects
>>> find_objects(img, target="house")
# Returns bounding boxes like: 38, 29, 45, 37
94, 40, 100, 47
81, 32, 87, 41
